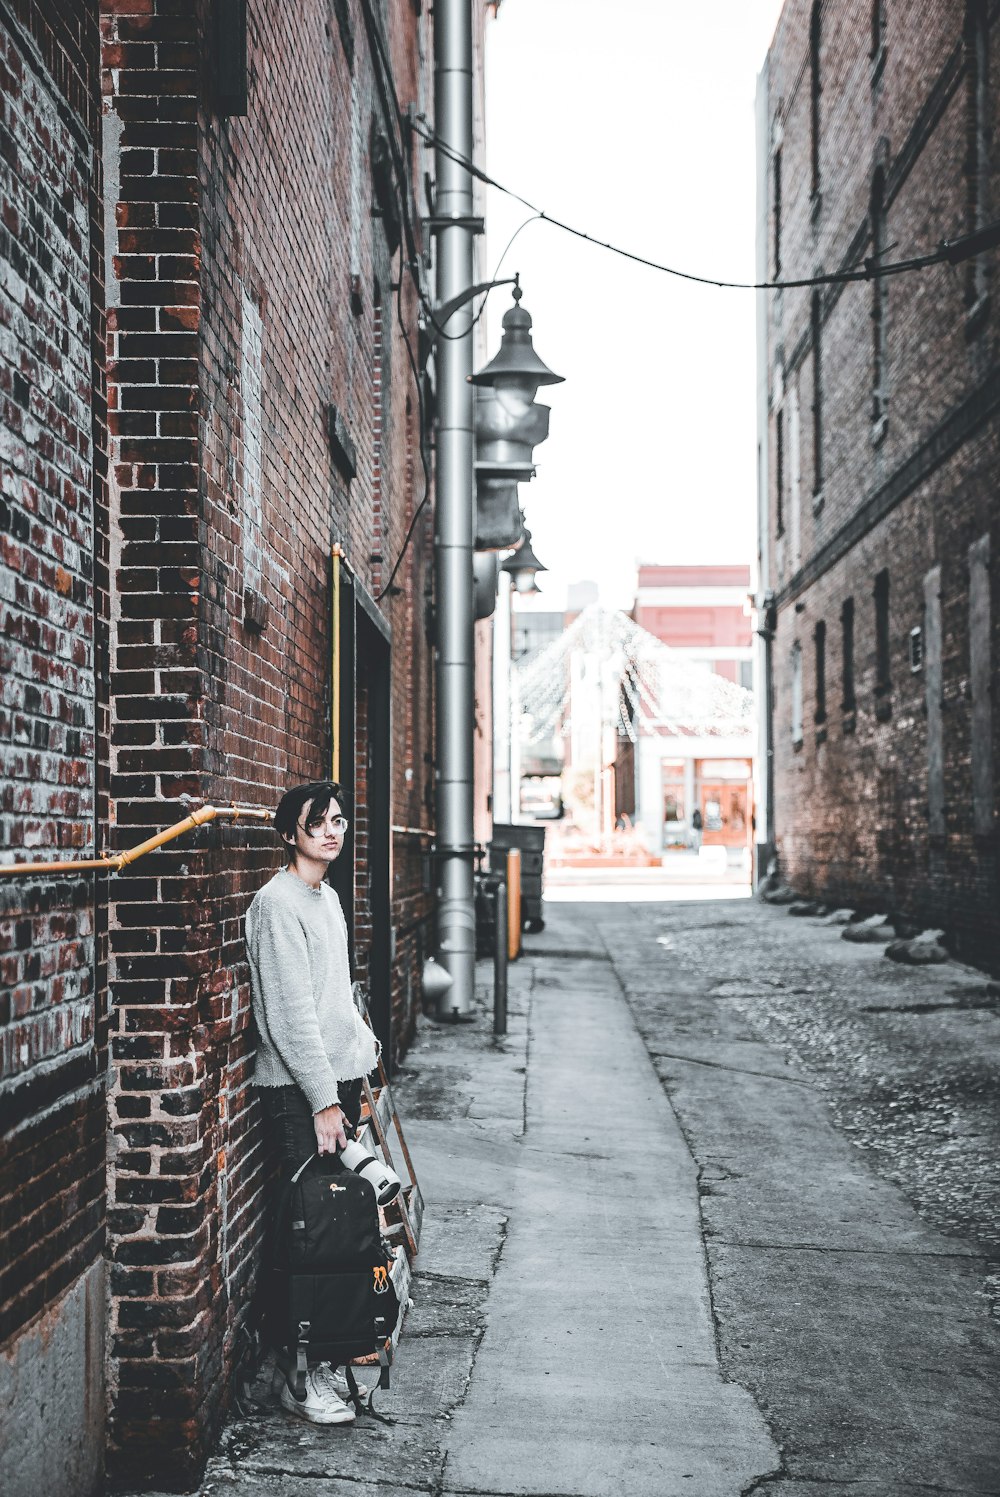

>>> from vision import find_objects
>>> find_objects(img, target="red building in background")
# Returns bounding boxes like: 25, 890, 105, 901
629, 565, 756, 864
633, 565, 754, 686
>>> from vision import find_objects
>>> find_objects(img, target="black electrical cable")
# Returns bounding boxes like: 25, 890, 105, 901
357, 0, 502, 343
358, 0, 517, 595
360, 8, 1000, 592
374, 271, 433, 603
412, 118, 1000, 292
352, 0, 436, 601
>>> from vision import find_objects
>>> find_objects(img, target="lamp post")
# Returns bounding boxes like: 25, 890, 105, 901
471, 282, 563, 555
427, 12, 562, 1016
475, 285, 562, 843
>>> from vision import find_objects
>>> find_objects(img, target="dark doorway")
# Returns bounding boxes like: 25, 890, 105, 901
328, 556, 393, 1065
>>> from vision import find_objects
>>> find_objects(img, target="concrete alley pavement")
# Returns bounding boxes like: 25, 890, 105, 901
165, 894, 998, 1497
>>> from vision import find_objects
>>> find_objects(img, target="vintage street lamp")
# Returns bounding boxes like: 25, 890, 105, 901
473, 388, 551, 480
474, 473, 523, 552
428, 245, 562, 1018
501, 527, 546, 595
473, 551, 501, 619
471, 280, 564, 414
472, 283, 563, 555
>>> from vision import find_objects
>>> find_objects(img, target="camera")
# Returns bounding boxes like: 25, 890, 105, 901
337, 1139, 402, 1205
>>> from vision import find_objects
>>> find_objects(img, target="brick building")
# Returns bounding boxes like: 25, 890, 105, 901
1, 1, 490, 1491
756, 0, 999, 968
0, 3, 108, 1494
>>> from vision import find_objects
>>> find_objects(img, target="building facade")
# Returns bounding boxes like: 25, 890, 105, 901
0, 1, 492, 1490
630, 566, 755, 861
633, 564, 754, 687
756, 0, 999, 968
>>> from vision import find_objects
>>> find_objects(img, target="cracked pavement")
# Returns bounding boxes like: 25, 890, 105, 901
130, 892, 1000, 1497
586, 894, 1000, 1497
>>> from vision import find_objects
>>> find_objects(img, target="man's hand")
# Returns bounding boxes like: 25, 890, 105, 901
314, 1103, 348, 1155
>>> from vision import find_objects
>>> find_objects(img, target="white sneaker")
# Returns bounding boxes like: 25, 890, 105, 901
324, 1364, 372, 1401
280, 1365, 356, 1425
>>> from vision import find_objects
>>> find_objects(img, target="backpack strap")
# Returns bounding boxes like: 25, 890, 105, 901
377, 1338, 392, 1390
342, 1364, 365, 1415
290, 1152, 318, 1184
293, 1321, 310, 1399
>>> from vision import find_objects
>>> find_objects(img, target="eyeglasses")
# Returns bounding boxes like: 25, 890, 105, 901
301, 815, 349, 835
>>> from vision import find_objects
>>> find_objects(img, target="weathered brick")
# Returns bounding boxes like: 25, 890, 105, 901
0, 9, 108, 1467
762, 0, 999, 970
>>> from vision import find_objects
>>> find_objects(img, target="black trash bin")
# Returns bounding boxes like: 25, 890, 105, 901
474, 869, 504, 958
489, 823, 546, 933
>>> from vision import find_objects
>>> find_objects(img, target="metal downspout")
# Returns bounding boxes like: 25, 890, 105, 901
433, 0, 476, 1016
754, 56, 776, 880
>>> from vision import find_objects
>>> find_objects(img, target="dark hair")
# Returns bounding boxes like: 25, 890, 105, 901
273, 781, 347, 848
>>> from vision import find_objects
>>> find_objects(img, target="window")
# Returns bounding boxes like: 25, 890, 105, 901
964, 1, 990, 318
791, 642, 804, 746
810, 2, 822, 205
870, 167, 888, 433
738, 660, 754, 691
811, 290, 823, 502
814, 620, 827, 724
773, 147, 782, 277
841, 597, 856, 714
776, 407, 786, 536
870, 0, 887, 83
874, 568, 891, 715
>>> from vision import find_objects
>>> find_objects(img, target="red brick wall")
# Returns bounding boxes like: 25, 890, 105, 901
99, 2, 208, 1478
0, 0, 108, 1426
99, 0, 439, 1483
762, 0, 999, 969
390, 402, 435, 1054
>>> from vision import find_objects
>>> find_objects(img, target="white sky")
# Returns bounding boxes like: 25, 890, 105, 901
484, 0, 786, 612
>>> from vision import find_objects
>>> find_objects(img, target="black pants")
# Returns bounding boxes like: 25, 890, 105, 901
258, 1081, 365, 1369
259, 1080, 364, 1172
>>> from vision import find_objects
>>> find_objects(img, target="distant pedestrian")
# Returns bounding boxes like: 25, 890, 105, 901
690, 807, 703, 852
246, 779, 380, 1426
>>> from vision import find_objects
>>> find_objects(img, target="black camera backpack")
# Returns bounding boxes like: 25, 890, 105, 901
268, 1152, 400, 1400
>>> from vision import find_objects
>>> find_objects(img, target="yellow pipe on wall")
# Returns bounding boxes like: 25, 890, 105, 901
0, 805, 273, 879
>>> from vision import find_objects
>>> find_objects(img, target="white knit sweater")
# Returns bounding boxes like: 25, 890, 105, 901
245, 868, 379, 1112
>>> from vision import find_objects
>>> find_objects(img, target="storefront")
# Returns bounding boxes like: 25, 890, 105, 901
636, 733, 756, 861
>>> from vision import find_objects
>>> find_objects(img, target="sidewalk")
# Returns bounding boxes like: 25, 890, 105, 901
179, 903, 778, 1496
130, 892, 1000, 1495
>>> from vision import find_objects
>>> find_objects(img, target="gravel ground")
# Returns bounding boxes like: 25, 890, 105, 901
604, 898, 1000, 1267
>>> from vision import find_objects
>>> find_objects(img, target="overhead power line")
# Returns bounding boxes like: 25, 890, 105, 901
359, 24, 1000, 603
411, 118, 1000, 294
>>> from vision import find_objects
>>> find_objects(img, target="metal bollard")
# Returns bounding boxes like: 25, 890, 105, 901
493, 877, 508, 1037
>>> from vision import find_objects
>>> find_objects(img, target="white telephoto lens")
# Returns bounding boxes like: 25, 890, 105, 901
339, 1140, 370, 1172
359, 1157, 402, 1205
339, 1140, 402, 1204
